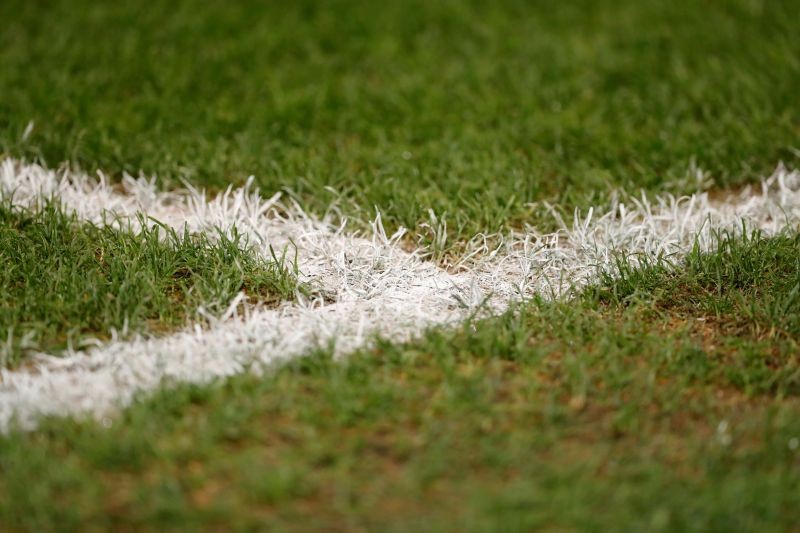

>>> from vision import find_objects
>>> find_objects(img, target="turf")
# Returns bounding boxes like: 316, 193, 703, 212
2, 234, 799, 530
0, 201, 299, 366
595, 230, 800, 395
2, 1, 800, 528
598, 228, 800, 347
2, 0, 798, 239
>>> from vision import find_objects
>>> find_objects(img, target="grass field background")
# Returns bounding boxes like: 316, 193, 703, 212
1, 0, 800, 530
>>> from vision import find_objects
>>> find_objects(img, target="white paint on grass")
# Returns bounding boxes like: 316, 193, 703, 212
1, 159, 799, 431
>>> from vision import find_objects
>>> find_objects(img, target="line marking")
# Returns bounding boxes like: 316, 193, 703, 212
1, 159, 799, 431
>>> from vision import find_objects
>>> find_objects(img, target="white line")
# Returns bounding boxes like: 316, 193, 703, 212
1, 159, 799, 431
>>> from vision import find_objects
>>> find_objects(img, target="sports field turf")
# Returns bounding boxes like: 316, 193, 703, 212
1, 0, 799, 530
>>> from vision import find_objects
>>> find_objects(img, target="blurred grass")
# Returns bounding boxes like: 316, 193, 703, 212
2, 0, 798, 238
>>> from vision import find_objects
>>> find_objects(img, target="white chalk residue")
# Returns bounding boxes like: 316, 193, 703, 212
1, 159, 799, 430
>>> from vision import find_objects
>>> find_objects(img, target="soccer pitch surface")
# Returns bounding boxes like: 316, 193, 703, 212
1, 0, 800, 529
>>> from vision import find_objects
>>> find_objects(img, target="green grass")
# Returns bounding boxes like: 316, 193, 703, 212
2, 234, 798, 530
594, 230, 800, 395
3, 2, 800, 529
2, 0, 798, 239
599, 228, 800, 344
0, 201, 299, 366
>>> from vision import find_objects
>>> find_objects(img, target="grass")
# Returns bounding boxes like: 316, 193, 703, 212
594, 230, 800, 395
2, 234, 799, 530
2, 0, 799, 240
0, 201, 299, 366
600, 228, 800, 338
2, 1, 800, 529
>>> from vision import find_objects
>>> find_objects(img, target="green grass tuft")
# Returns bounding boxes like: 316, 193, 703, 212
595, 229, 800, 340
0, 201, 300, 365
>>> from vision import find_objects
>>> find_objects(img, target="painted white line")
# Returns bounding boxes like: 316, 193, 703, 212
1, 159, 799, 431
